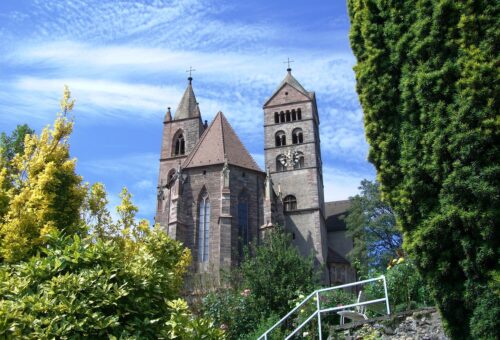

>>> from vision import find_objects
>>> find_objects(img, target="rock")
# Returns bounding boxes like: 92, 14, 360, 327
329, 308, 449, 339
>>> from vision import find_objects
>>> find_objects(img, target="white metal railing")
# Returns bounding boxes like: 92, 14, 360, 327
258, 275, 390, 340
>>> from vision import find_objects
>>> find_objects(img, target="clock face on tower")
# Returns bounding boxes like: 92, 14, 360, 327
278, 150, 302, 168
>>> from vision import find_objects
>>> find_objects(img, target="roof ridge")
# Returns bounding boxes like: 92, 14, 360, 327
264, 70, 310, 107
219, 113, 261, 172
219, 112, 226, 159
181, 114, 217, 168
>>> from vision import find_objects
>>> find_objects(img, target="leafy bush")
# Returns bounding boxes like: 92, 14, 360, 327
202, 227, 319, 339
202, 288, 261, 339
0, 227, 223, 338
364, 258, 431, 313
239, 227, 319, 317
238, 313, 285, 340
0, 229, 169, 337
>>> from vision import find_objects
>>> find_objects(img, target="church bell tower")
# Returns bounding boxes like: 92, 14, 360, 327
156, 76, 205, 239
263, 67, 327, 266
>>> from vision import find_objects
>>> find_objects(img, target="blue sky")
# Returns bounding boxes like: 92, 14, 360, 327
0, 0, 375, 221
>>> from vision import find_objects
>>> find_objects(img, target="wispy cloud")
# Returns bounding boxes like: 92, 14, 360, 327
0, 0, 372, 207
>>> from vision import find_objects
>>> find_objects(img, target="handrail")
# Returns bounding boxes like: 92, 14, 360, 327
258, 275, 390, 340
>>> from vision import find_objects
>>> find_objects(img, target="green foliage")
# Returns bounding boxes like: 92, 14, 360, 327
83, 182, 113, 238
0, 226, 192, 338
240, 227, 319, 317
0, 124, 34, 224
238, 313, 285, 340
202, 288, 262, 339
0, 123, 34, 178
163, 299, 225, 339
346, 180, 402, 275
202, 227, 319, 339
288, 289, 355, 336
365, 258, 431, 313
0, 86, 223, 338
348, 1, 499, 338
0, 87, 86, 263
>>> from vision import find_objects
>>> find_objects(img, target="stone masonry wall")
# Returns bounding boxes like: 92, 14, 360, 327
330, 308, 448, 340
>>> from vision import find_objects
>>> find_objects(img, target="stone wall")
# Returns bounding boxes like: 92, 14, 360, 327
329, 308, 448, 340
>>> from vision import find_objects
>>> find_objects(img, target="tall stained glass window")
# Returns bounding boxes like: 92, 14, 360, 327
198, 190, 210, 262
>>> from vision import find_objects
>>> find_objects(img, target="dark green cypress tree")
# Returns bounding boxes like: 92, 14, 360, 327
347, 1, 499, 338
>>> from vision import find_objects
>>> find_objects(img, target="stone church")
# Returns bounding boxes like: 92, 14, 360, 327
155, 68, 356, 286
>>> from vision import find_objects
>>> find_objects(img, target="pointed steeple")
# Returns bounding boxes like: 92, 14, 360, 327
174, 77, 199, 120
277, 67, 309, 97
264, 68, 311, 106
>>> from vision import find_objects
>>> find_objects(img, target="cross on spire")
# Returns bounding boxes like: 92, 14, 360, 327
283, 58, 294, 71
186, 66, 196, 83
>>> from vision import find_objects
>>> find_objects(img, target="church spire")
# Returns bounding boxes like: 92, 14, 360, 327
173, 76, 199, 120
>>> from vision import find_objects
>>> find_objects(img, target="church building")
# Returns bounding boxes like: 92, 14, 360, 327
155, 68, 356, 285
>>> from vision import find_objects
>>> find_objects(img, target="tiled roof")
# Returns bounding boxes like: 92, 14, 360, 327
182, 112, 262, 172
325, 200, 351, 232
265, 69, 311, 104
174, 79, 199, 120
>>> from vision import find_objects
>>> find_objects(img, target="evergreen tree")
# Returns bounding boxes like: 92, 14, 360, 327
0, 86, 86, 263
348, 1, 499, 338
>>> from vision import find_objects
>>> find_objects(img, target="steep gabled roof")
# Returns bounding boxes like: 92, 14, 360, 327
174, 78, 199, 120
264, 69, 311, 106
182, 112, 262, 172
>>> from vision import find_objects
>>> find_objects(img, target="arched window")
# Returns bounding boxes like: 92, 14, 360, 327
238, 191, 249, 260
284, 195, 297, 211
275, 131, 286, 146
286, 110, 291, 122
173, 131, 185, 156
276, 155, 286, 172
280, 111, 285, 123
297, 108, 302, 120
274, 112, 279, 123
198, 190, 210, 262
292, 128, 304, 144
292, 109, 297, 121
293, 152, 305, 169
